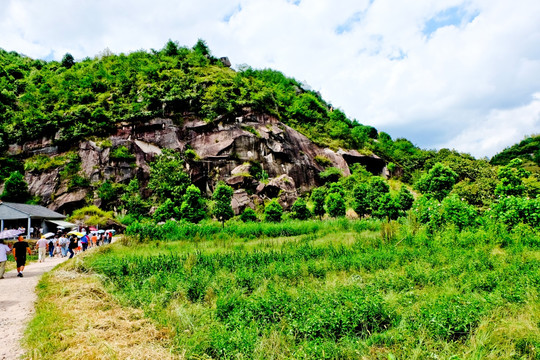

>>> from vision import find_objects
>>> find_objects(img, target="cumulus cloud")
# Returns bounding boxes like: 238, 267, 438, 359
1, 0, 539, 158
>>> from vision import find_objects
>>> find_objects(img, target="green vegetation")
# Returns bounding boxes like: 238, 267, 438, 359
212, 183, 234, 226
109, 145, 135, 162
0, 170, 30, 202
491, 134, 540, 171
264, 199, 283, 222
54, 216, 540, 359
67, 205, 116, 227
24, 153, 71, 172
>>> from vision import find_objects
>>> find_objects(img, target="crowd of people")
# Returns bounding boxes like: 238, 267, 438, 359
0, 229, 115, 278
39, 230, 114, 261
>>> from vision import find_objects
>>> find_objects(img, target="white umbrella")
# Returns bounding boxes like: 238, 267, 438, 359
43, 232, 55, 238
0, 229, 23, 239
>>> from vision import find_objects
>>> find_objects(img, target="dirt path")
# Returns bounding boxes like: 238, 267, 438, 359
0, 256, 68, 360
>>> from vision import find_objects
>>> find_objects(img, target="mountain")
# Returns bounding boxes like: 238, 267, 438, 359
490, 135, 540, 173
1, 40, 503, 216
0, 40, 399, 213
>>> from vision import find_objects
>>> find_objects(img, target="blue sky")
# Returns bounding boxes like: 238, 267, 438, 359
1, 0, 539, 158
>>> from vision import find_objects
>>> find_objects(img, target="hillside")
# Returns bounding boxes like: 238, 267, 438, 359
490, 134, 540, 173
0, 40, 538, 222
0, 40, 422, 212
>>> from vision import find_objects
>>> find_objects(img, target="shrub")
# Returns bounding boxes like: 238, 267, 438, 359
212, 183, 234, 226
109, 145, 135, 162
291, 198, 311, 220
489, 195, 540, 229
353, 183, 370, 217
240, 208, 258, 222
264, 199, 283, 222
310, 187, 326, 218
0, 171, 30, 202
319, 167, 343, 183
184, 149, 199, 161
325, 192, 346, 218
396, 186, 414, 212
153, 199, 179, 222
180, 185, 206, 223
414, 294, 488, 341
314, 155, 332, 167
24, 154, 68, 172
415, 162, 458, 201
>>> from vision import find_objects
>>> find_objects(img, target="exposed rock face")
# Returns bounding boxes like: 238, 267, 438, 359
16, 111, 386, 212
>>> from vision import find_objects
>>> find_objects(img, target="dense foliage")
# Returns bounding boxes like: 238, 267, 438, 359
0, 41, 381, 156
79, 217, 540, 359
491, 134, 540, 170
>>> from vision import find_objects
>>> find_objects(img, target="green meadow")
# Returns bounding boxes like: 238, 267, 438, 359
57, 218, 540, 359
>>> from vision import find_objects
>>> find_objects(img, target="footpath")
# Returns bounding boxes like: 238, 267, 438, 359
0, 256, 68, 360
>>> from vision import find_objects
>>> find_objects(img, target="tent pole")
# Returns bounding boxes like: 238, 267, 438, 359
27, 217, 31, 239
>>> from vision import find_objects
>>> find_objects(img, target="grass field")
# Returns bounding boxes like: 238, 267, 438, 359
24, 218, 540, 359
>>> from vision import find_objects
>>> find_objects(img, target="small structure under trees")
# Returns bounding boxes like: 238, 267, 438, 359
0, 202, 75, 238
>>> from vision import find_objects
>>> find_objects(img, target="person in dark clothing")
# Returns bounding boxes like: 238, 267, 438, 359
12, 235, 32, 277
68, 236, 78, 259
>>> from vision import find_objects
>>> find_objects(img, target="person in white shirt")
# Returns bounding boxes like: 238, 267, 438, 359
35, 236, 48, 263
0, 239, 12, 279
58, 235, 69, 257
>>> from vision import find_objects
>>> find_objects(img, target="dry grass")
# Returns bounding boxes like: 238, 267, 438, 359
23, 261, 183, 360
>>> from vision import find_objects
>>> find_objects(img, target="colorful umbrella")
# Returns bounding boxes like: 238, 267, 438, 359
67, 231, 84, 237
0, 229, 23, 239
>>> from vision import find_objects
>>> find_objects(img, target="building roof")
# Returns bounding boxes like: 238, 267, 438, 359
0, 202, 66, 220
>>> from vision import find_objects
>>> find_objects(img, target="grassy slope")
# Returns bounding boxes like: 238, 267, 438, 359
23, 255, 176, 360
24, 219, 540, 359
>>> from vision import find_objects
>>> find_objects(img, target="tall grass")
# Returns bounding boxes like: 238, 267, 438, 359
125, 218, 380, 242
78, 218, 540, 359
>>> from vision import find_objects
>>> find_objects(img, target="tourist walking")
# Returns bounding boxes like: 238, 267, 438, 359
12, 235, 32, 277
59, 234, 69, 257
0, 239, 11, 279
35, 236, 48, 263
68, 235, 78, 259
91, 233, 98, 248
80, 233, 89, 252
48, 237, 55, 257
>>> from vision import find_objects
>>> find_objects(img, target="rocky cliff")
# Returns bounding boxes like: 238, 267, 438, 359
13, 111, 386, 215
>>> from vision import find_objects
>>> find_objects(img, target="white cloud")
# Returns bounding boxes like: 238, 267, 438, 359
1, 0, 539, 158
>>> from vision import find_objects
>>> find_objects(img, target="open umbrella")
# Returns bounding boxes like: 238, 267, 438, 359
0, 229, 23, 239
67, 231, 84, 237
43, 232, 55, 238
97, 229, 105, 234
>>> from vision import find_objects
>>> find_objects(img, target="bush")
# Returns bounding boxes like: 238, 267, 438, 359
110, 145, 135, 162
319, 167, 343, 184
310, 187, 326, 218
240, 208, 258, 222
414, 294, 488, 340
0, 171, 30, 202
325, 192, 346, 218
291, 198, 311, 220
415, 162, 458, 201
489, 195, 540, 229
180, 185, 206, 223
153, 199, 179, 222
264, 199, 283, 222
